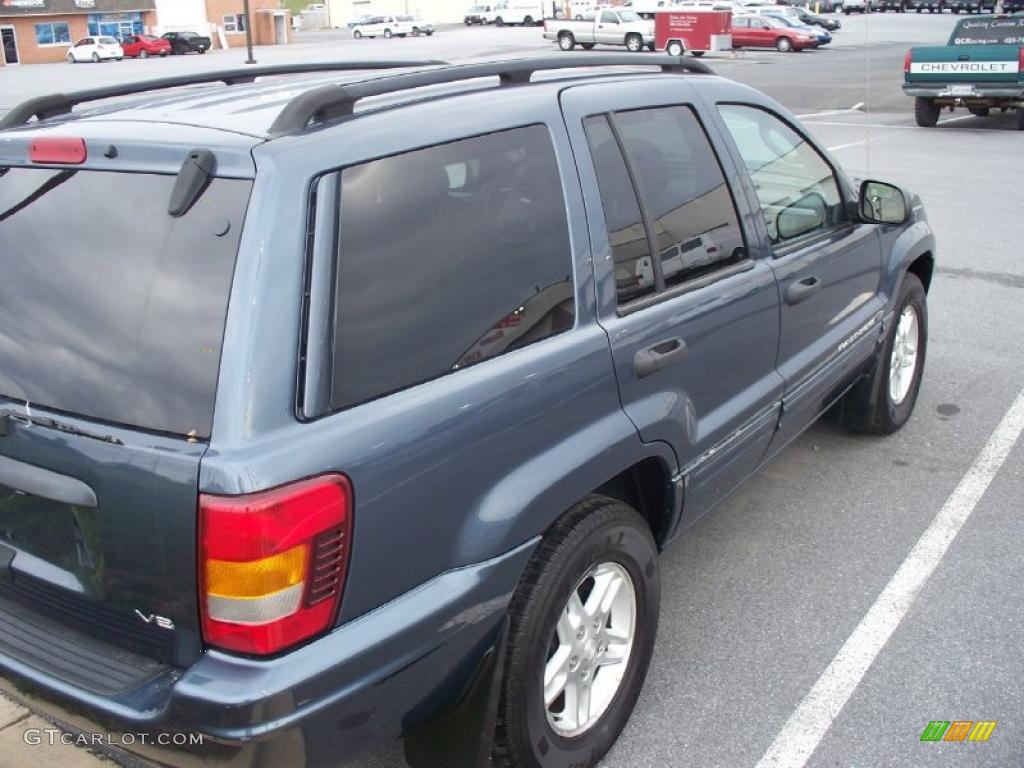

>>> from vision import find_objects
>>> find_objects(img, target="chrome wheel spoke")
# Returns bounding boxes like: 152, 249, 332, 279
544, 645, 572, 707
889, 306, 919, 405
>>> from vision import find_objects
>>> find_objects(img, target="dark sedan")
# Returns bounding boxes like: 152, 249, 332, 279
796, 9, 842, 29
161, 31, 211, 54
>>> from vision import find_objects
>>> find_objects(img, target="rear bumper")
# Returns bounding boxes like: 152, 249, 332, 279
0, 538, 537, 768
903, 83, 1024, 102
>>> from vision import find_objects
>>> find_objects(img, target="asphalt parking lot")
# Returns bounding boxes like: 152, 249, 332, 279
1, 13, 1022, 768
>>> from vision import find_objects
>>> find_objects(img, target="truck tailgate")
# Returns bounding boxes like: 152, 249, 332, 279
909, 43, 1021, 83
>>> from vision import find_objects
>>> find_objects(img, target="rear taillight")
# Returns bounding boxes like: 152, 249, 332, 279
904, 49, 912, 75
30, 137, 87, 165
199, 474, 353, 655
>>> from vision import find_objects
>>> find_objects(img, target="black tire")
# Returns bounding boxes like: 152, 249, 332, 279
666, 40, 684, 56
495, 16, 505, 26
581, 42, 596, 49
968, 106, 989, 117
353, 29, 362, 38
523, 15, 534, 25
383, 28, 392, 37
691, 50, 706, 57
558, 31, 576, 51
493, 496, 660, 768
625, 33, 643, 52
837, 273, 927, 434
426, 30, 434, 35
91, 52, 101, 63
914, 97, 940, 127
1018, 107, 1024, 131
776, 36, 793, 52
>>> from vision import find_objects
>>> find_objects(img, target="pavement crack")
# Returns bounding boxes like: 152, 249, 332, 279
936, 266, 1024, 291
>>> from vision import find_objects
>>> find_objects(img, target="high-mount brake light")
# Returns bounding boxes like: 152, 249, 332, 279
29, 137, 87, 165
199, 474, 353, 655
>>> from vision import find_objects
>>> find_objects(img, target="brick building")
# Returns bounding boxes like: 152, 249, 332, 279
0, 0, 289, 66
1, 0, 156, 65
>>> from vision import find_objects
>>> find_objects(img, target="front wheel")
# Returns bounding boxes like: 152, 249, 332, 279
67, 52, 76, 64
838, 274, 927, 434
91, 52, 101, 62
353, 29, 362, 38
493, 497, 660, 768
914, 97, 940, 127
523, 15, 533, 25
666, 40, 684, 56
558, 31, 576, 51
691, 50, 706, 57
495, 16, 505, 26
776, 36, 793, 52
140, 49, 149, 59
625, 33, 643, 52
383, 28, 392, 37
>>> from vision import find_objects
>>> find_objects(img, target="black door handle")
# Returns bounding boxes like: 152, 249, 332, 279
785, 275, 821, 306
634, 337, 687, 379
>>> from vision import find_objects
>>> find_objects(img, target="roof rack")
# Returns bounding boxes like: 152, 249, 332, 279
268, 55, 714, 136
0, 61, 448, 131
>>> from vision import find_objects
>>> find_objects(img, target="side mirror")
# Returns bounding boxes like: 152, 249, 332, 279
776, 192, 828, 241
859, 180, 909, 225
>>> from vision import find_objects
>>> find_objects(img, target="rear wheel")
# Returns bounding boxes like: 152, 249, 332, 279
91, 52, 100, 62
495, 16, 505, 26
625, 33, 643, 52
666, 40, 684, 56
67, 52, 76, 64
837, 274, 927, 434
558, 31, 576, 50
140, 49, 149, 59
383, 28, 392, 37
523, 15, 534, 25
691, 50, 706, 57
914, 97, 940, 127
353, 29, 362, 38
493, 497, 660, 768
776, 36, 793, 52
968, 106, 989, 117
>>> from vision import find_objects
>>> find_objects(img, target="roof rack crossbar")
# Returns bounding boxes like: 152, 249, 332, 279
0, 61, 449, 131
268, 55, 714, 136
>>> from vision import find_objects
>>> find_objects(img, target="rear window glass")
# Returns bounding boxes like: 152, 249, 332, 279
0, 169, 251, 438
951, 18, 1024, 45
329, 125, 574, 411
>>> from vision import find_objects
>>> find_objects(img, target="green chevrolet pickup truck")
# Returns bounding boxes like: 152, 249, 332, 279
904, 14, 1024, 130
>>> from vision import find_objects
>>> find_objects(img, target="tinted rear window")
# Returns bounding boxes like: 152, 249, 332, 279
0, 169, 251, 438
329, 125, 574, 410
951, 18, 1024, 45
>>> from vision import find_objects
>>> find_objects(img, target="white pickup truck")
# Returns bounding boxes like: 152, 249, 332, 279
543, 9, 655, 51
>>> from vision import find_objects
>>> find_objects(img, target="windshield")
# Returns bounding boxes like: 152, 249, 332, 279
951, 17, 1024, 46
0, 169, 251, 438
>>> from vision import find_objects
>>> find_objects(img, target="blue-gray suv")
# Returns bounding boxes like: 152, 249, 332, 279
0, 55, 934, 768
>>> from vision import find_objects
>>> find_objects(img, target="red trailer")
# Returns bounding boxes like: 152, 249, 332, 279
654, 10, 732, 57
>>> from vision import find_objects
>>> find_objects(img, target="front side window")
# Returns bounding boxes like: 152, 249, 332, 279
719, 104, 844, 246
328, 125, 575, 411
601, 10, 618, 22
585, 106, 746, 306
35, 23, 71, 46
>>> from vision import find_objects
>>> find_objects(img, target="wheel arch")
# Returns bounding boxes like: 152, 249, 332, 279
590, 456, 679, 548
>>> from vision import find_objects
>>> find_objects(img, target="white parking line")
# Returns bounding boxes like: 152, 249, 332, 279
754, 385, 1024, 768
825, 114, 974, 151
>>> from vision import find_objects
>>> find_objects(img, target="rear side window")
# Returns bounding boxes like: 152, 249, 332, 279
585, 106, 746, 306
0, 170, 251, 438
328, 125, 574, 411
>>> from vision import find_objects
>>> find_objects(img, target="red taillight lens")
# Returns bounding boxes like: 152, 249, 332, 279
904, 49, 913, 75
199, 474, 353, 655
29, 137, 87, 165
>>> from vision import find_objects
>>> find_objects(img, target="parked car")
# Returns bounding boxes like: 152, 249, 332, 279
764, 12, 833, 44
544, 9, 655, 50
904, 14, 1024, 129
484, 0, 547, 25
876, 0, 908, 10
120, 34, 172, 58
352, 15, 414, 37
398, 15, 436, 35
943, 0, 996, 11
0, 54, 934, 768
65, 36, 123, 63
795, 8, 842, 29
732, 14, 820, 50
161, 31, 211, 54
464, 4, 492, 23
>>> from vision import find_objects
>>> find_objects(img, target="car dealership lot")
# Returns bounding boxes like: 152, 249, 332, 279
1, 13, 1022, 768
